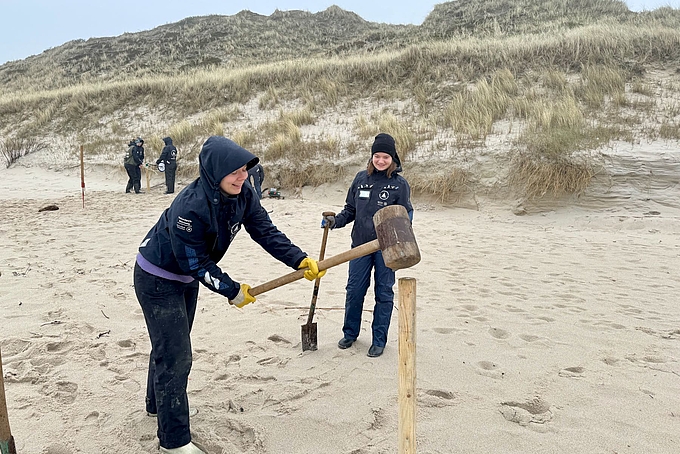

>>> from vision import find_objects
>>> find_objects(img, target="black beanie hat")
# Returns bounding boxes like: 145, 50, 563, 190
371, 133, 401, 166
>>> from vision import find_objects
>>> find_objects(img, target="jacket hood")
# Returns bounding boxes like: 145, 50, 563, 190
199, 136, 259, 204
163, 137, 173, 146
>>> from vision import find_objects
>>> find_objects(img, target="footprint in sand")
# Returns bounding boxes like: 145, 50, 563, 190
474, 360, 505, 379
489, 327, 511, 339
559, 366, 585, 378
602, 356, 620, 366
116, 339, 136, 348
101, 371, 142, 393
499, 397, 553, 430
41, 444, 73, 454
120, 410, 165, 451
191, 419, 265, 453
433, 327, 456, 334
40, 380, 79, 404
267, 334, 291, 344
418, 389, 457, 407
1, 338, 32, 357
256, 356, 287, 366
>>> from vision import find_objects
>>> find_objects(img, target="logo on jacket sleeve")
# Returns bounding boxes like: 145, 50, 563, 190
177, 216, 193, 233
203, 270, 222, 289
230, 223, 241, 242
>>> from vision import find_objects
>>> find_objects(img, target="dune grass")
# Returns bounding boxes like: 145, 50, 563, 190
1, 15, 680, 201
0, 137, 49, 168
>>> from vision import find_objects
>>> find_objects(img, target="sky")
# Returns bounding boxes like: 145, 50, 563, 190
1, 0, 679, 65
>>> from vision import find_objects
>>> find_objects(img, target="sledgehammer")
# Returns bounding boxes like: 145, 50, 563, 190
249, 204, 420, 297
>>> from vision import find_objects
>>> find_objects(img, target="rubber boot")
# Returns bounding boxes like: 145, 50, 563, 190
160, 441, 205, 454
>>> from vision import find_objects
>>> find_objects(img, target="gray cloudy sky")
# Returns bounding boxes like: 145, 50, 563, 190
1, 0, 678, 65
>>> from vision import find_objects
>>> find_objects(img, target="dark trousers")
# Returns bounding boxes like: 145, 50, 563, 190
164, 162, 177, 193
342, 251, 395, 347
134, 263, 200, 449
125, 164, 142, 193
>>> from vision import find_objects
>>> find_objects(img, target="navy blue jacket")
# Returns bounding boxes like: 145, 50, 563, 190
334, 166, 413, 247
131, 144, 144, 165
138, 136, 307, 299
248, 163, 265, 185
157, 137, 177, 166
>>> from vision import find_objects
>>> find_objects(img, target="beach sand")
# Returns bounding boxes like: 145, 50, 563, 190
1, 159, 680, 453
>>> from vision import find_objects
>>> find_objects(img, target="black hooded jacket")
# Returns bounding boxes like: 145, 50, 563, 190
334, 163, 413, 248
130, 142, 144, 166
138, 136, 308, 299
157, 137, 177, 167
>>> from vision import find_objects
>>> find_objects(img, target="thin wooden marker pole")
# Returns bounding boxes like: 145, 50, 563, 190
398, 277, 416, 454
80, 144, 85, 208
145, 164, 150, 192
0, 348, 18, 454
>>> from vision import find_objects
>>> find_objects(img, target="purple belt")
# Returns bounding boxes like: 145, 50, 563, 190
136, 253, 195, 284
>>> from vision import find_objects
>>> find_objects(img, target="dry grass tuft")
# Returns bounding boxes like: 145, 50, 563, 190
274, 162, 348, 188
509, 152, 598, 199
576, 64, 626, 108
406, 164, 473, 202
444, 69, 516, 146
230, 129, 257, 149
1, 137, 49, 168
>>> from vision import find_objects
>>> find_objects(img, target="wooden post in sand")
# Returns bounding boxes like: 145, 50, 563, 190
0, 348, 17, 454
145, 164, 150, 192
80, 144, 85, 208
398, 277, 416, 454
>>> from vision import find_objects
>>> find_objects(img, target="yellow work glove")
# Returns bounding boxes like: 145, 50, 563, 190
228, 283, 256, 308
298, 257, 326, 281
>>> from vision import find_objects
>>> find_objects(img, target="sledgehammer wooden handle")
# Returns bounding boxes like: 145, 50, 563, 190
249, 240, 379, 297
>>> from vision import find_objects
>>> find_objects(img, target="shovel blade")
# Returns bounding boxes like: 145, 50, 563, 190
301, 323, 318, 351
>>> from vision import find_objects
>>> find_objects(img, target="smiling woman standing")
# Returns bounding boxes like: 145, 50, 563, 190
133, 136, 324, 454
321, 133, 413, 358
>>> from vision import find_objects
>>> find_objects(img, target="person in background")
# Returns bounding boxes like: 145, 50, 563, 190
156, 136, 178, 194
322, 133, 413, 358
124, 137, 145, 194
247, 162, 265, 199
134, 136, 325, 454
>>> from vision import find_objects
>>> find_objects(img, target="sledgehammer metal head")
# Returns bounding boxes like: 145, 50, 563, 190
249, 204, 420, 297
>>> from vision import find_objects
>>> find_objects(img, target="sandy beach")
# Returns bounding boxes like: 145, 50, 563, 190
1, 157, 680, 454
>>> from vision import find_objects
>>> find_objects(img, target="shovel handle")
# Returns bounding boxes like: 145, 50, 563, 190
249, 239, 380, 297
305, 211, 335, 324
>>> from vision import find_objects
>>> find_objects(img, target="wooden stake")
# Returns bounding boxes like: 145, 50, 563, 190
398, 277, 416, 454
0, 348, 17, 454
80, 144, 85, 208
145, 165, 150, 192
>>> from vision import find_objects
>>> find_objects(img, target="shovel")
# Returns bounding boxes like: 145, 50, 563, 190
301, 211, 335, 351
